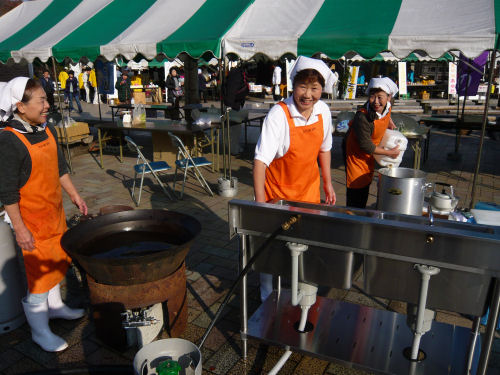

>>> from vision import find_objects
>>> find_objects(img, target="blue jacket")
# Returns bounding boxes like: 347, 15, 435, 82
64, 77, 79, 96
39, 77, 54, 94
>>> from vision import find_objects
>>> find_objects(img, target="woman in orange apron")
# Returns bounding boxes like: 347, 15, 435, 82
0, 78, 88, 352
253, 56, 336, 301
344, 77, 400, 208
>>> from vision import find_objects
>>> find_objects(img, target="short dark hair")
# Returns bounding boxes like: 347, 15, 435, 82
43, 69, 50, 74
293, 69, 324, 89
68, 70, 74, 75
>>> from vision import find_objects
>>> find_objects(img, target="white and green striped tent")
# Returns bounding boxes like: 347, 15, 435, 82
0, 0, 498, 64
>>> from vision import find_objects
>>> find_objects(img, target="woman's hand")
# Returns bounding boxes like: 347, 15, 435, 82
323, 181, 336, 205
60, 174, 88, 215
386, 145, 400, 159
72, 194, 88, 215
15, 224, 35, 251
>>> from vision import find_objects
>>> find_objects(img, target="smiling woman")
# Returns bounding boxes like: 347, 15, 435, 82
343, 76, 400, 209
16, 82, 49, 125
0, 77, 88, 353
252, 56, 337, 302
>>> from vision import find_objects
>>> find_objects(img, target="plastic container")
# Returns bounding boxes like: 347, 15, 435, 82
133, 338, 201, 375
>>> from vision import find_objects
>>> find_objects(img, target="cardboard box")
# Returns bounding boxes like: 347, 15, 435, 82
56, 122, 90, 143
420, 92, 430, 100
133, 92, 146, 104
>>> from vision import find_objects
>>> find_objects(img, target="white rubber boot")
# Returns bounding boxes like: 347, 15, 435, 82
22, 299, 68, 352
48, 284, 85, 320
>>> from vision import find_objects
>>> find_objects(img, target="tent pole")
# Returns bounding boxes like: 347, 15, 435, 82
51, 56, 73, 174
469, 50, 496, 210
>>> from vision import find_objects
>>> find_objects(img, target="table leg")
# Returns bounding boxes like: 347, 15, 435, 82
98, 128, 104, 169
119, 136, 123, 162
111, 108, 115, 124
211, 127, 215, 172
240, 234, 248, 359
477, 278, 500, 375
216, 128, 220, 172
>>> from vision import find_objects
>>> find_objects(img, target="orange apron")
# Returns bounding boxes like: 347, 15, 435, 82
4, 127, 70, 294
264, 102, 324, 203
345, 107, 391, 189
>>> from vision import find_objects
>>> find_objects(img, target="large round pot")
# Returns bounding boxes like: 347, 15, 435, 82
60, 210, 201, 285
376, 167, 428, 216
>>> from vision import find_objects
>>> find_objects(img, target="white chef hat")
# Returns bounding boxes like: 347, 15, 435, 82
367, 77, 398, 96
290, 56, 335, 94
0, 77, 29, 121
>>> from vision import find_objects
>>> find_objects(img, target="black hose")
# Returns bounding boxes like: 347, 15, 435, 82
198, 215, 300, 349
351, 284, 395, 312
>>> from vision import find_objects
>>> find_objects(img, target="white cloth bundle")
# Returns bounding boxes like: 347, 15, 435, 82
374, 129, 408, 168
0, 77, 29, 121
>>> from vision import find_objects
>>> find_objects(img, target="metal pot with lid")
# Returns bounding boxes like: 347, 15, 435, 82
376, 167, 430, 216
429, 182, 459, 213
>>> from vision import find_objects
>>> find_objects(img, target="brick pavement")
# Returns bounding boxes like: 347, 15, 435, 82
1, 101, 499, 374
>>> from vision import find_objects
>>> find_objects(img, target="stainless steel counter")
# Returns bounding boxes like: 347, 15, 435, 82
229, 199, 500, 374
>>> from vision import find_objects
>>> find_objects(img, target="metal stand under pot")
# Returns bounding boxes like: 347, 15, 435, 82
61, 209, 201, 350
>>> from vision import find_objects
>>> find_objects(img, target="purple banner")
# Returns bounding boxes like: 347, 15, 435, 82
456, 51, 489, 96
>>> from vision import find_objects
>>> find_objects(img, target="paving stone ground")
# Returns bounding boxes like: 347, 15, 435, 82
1, 101, 499, 374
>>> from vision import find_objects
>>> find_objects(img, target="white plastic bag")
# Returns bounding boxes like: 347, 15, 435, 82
133, 103, 146, 124
374, 129, 408, 168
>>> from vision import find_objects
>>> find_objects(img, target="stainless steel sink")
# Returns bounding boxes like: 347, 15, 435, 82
229, 199, 500, 315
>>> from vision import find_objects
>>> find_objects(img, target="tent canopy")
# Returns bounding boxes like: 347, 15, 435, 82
0, 0, 498, 64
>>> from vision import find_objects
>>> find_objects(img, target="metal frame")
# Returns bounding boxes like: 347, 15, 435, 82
168, 132, 214, 199
124, 135, 173, 205
229, 199, 500, 374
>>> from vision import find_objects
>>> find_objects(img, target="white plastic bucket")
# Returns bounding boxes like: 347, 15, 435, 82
133, 338, 202, 375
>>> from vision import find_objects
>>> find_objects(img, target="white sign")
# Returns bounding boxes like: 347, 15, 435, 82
344, 66, 359, 99
398, 62, 407, 96
477, 84, 488, 93
448, 62, 457, 95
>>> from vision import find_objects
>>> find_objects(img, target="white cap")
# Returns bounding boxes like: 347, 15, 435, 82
367, 77, 398, 96
290, 56, 335, 94
0, 77, 29, 121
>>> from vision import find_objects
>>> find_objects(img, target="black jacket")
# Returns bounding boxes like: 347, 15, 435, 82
0, 119, 68, 205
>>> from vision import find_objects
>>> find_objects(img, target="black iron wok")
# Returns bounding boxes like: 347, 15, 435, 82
61, 209, 201, 285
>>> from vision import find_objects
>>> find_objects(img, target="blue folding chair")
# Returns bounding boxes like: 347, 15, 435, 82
124, 136, 173, 206
168, 132, 214, 199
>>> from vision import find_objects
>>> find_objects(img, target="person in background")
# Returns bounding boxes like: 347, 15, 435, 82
82, 68, 91, 103
0, 77, 87, 352
272, 63, 282, 101
39, 70, 55, 112
115, 70, 132, 104
253, 56, 336, 301
330, 64, 339, 99
166, 67, 183, 119
198, 68, 208, 103
64, 71, 82, 113
89, 68, 99, 104
58, 68, 69, 104
343, 77, 399, 209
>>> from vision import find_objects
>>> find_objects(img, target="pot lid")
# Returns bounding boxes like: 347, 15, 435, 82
432, 191, 452, 200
